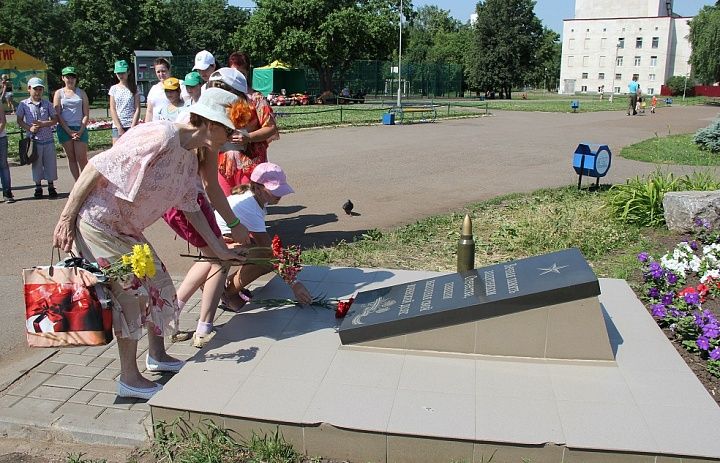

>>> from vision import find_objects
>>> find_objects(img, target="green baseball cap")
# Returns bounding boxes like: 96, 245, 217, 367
114, 60, 129, 73
184, 71, 202, 87
61, 66, 77, 76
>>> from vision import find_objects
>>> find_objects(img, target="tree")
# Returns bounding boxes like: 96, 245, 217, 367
405, 5, 461, 64
688, 5, 720, 84
167, 0, 250, 58
523, 27, 561, 91
0, 0, 64, 87
238, 0, 400, 92
465, 0, 543, 98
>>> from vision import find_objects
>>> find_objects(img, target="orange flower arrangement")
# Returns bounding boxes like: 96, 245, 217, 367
229, 100, 254, 128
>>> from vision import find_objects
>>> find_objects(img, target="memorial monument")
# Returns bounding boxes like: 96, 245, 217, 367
340, 248, 614, 361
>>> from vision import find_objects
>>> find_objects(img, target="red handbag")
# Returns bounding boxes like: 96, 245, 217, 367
23, 254, 113, 347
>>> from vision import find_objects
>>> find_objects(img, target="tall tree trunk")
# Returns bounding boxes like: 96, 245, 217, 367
505, 86, 512, 100
319, 68, 334, 93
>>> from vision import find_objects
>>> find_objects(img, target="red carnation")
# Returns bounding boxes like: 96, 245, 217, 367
335, 297, 355, 319
271, 235, 282, 258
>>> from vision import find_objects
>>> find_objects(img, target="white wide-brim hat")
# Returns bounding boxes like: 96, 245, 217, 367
188, 87, 238, 130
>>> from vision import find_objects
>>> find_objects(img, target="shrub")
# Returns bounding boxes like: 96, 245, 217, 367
606, 170, 720, 227
694, 118, 720, 153
665, 75, 695, 97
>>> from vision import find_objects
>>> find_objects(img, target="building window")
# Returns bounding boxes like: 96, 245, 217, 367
633, 73, 640, 80
603, 28, 606, 32
581, 85, 588, 92
652, 37, 659, 48
599, 55, 606, 66
615, 86, 621, 93
618, 37, 625, 48
583, 56, 589, 66
648, 87, 654, 94
601, 38, 607, 48
568, 56, 574, 67
571, 28, 574, 32
569, 38, 575, 49
636, 37, 643, 48
649, 73, 656, 81
582, 73, 588, 79
598, 72, 605, 80
650, 56, 658, 67
584, 38, 590, 49
634, 56, 641, 66
616, 56, 623, 66
615, 73, 622, 80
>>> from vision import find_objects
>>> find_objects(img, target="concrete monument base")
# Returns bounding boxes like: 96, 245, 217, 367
149, 267, 720, 463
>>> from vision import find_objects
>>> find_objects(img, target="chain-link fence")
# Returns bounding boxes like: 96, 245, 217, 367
170, 57, 463, 98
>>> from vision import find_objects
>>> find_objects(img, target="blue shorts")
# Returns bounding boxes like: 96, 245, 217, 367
111, 126, 131, 138
57, 125, 89, 144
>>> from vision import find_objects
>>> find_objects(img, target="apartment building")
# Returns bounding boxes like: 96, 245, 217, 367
559, 0, 692, 95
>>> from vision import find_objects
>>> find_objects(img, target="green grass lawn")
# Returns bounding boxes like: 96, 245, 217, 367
302, 186, 673, 280
620, 133, 720, 165
4, 121, 113, 161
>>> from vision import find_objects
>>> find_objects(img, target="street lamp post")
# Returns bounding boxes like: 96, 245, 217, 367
397, 0, 403, 107
682, 69, 690, 101
609, 43, 620, 103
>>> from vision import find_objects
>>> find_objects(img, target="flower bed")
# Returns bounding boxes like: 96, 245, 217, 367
638, 218, 720, 380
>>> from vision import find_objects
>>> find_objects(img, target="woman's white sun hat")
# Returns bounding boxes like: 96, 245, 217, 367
188, 87, 238, 130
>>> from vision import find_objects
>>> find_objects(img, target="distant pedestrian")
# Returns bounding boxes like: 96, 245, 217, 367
599, 85, 604, 100
0, 104, 13, 203
108, 60, 140, 144
650, 95, 657, 114
627, 76, 639, 116
53, 66, 90, 180
1, 74, 15, 113
16, 77, 58, 199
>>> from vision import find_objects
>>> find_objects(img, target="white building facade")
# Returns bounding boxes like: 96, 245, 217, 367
559, 0, 692, 96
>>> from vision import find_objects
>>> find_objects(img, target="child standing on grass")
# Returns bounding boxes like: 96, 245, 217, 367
651, 95, 657, 114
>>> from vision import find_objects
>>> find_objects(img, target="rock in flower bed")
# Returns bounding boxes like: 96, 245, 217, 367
637, 218, 720, 389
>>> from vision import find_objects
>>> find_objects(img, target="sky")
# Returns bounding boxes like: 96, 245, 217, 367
228, 0, 716, 34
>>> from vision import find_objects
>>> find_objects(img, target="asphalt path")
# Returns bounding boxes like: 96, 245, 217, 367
1, 105, 718, 380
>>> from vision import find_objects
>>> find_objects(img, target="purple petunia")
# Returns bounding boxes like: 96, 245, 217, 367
710, 347, 720, 360
662, 293, 675, 305
637, 252, 650, 263
669, 308, 682, 317
648, 287, 660, 299
690, 241, 699, 251
697, 336, 710, 351
684, 292, 700, 305
651, 303, 667, 318
667, 273, 678, 285
702, 323, 720, 339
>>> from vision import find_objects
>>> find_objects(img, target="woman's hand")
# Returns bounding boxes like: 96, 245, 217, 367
53, 216, 76, 252
291, 282, 312, 305
215, 246, 246, 264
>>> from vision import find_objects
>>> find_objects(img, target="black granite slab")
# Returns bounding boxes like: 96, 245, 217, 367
338, 248, 600, 345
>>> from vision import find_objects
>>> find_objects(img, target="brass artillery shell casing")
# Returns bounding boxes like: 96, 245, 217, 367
457, 214, 475, 272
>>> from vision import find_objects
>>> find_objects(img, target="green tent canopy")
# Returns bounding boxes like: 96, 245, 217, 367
252, 60, 306, 96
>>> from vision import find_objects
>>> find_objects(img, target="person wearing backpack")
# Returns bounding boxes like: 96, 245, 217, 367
16, 77, 58, 199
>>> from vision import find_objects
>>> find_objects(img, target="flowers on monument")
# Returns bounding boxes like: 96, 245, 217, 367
638, 217, 720, 377
335, 298, 354, 319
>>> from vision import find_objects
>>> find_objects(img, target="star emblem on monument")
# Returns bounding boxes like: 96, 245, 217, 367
538, 263, 569, 275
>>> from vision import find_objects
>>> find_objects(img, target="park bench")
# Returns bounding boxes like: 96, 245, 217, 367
388, 104, 439, 124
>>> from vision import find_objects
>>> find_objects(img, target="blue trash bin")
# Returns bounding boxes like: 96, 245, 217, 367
382, 113, 395, 125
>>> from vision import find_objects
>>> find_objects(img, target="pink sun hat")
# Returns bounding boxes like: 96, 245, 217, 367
250, 163, 294, 197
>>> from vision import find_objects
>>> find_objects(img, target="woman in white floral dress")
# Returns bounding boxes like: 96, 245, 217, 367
53, 88, 244, 399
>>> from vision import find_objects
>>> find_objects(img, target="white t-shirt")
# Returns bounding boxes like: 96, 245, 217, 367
146, 81, 190, 120
215, 190, 266, 235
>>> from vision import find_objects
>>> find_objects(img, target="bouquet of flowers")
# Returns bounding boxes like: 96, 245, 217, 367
96, 244, 156, 289
269, 235, 301, 285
